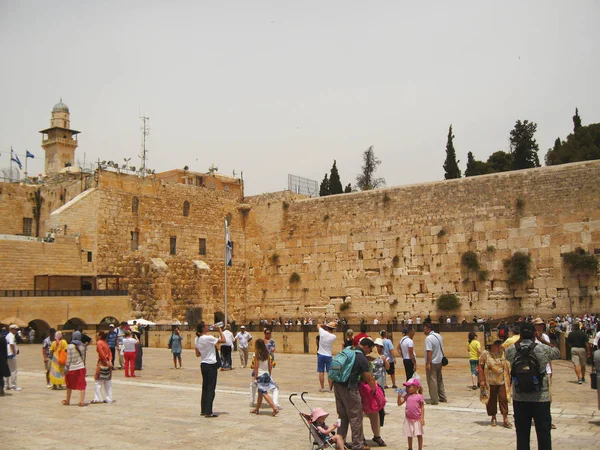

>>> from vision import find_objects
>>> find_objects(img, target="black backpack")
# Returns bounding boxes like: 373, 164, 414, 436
511, 342, 543, 393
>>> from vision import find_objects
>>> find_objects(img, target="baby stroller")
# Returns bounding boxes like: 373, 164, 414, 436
289, 392, 350, 450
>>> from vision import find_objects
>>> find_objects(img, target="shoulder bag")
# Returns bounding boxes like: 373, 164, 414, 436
432, 333, 449, 366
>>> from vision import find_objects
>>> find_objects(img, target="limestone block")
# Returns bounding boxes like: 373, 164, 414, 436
520, 217, 537, 228
474, 221, 485, 232
564, 223, 584, 233
581, 231, 592, 244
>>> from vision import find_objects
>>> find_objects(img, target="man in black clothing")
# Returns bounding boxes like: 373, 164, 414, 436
567, 321, 591, 384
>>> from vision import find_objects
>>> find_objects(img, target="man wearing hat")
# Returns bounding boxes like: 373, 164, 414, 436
5, 324, 22, 391
505, 321, 559, 449
317, 322, 338, 392
235, 325, 252, 368
107, 324, 118, 367
333, 337, 376, 450
567, 319, 591, 384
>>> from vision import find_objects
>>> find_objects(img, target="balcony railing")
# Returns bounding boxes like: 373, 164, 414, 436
0, 289, 128, 297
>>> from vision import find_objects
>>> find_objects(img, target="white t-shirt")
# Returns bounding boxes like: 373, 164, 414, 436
416, 317, 421, 325
235, 331, 252, 348
195, 335, 219, 364
425, 332, 444, 364
594, 331, 600, 347
536, 333, 552, 374
222, 330, 234, 346
6, 332, 16, 357
317, 327, 336, 357
123, 337, 137, 353
399, 336, 415, 360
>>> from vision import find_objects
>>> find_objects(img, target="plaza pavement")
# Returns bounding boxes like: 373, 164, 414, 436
2, 344, 599, 449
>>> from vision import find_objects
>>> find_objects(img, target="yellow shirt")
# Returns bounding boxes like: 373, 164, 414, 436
502, 334, 520, 350
468, 339, 481, 360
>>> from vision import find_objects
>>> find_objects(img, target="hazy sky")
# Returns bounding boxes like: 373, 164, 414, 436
1, 1, 598, 196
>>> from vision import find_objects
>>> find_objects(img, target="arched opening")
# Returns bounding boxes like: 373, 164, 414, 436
132, 196, 139, 214
28, 319, 51, 343
81, 280, 93, 290
183, 200, 190, 217
63, 317, 86, 330
214, 311, 225, 324
100, 316, 119, 326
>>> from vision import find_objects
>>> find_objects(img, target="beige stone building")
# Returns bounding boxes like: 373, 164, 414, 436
1, 101, 599, 334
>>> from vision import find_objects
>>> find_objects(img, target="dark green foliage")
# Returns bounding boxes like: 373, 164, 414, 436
437, 294, 461, 310
516, 198, 525, 212
443, 125, 461, 179
562, 247, 598, 272
487, 245, 496, 253
573, 108, 582, 132
329, 160, 343, 195
392, 255, 400, 268
319, 174, 330, 196
461, 251, 480, 271
289, 272, 301, 284
383, 193, 391, 204
270, 253, 280, 265
478, 270, 489, 281
437, 228, 446, 238
487, 151, 513, 173
323, 214, 329, 221
504, 252, 531, 286
465, 152, 491, 177
545, 123, 600, 166
356, 146, 385, 190
339, 302, 350, 311
344, 183, 352, 193
283, 201, 289, 210
510, 120, 540, 170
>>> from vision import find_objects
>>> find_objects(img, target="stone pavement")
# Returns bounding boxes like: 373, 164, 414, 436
2, 345, 599, 449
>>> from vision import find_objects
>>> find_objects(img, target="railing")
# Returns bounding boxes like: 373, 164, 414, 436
0, 289, 128, 297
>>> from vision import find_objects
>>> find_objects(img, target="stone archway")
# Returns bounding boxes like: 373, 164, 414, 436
28, 319, 51, 343
100, 316, 119, 325
63, 317, 87, 330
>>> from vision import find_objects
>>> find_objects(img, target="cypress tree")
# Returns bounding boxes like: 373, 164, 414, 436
443, 125, 461, 179
510, 120, 540, 170
319, 174, 330, 197
329, 160, 344, 194
573, 108, 582, 132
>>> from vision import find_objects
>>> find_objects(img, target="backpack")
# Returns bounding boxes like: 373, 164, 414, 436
329, 348, 360, 383
498, 327, 507, 339
511, 343, 543, 393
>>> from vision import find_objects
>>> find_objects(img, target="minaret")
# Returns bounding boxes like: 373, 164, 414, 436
39, 99, 80, 175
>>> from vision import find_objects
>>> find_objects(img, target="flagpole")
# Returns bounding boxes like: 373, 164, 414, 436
224, 217, 228, 326
10, 147, 13, 180
24, 150, 28, 178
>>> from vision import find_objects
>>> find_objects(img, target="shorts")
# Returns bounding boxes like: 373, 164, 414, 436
403, 418, 424, 437
317, 354, 332, 373
386, 362, 395, 375
469, 360, 478, 375
172, 352, 181, 357
45, 360, 51, 371
571, 347, 587, 367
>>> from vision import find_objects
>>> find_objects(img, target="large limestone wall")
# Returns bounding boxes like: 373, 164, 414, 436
243, 161, 600, 321
0, 237, 94, 290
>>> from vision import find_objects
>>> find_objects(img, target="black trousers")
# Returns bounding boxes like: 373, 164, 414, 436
513, 401, 552, 450
201, 362, 219, 415
221, 345, 232, 369
110, 347, 116, 366
403, 359, 415, 381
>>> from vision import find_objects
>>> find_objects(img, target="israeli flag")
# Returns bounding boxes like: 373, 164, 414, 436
26, 150, 35, 159
225, 220, 232, 267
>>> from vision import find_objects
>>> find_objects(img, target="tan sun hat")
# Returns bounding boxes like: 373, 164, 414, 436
532, 317, 544, 325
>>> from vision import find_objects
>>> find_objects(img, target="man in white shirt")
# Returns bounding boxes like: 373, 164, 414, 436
594, 328, 600, 351
424, 323, 447, 405
397, 328, 417, 381
235, 326, 252, 368
220, 325, 234, 370
317, 322, 337, 392
5, 324, 22, 391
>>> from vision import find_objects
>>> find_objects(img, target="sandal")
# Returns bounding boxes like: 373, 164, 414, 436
78, 402, 86, 407
503, 421, 513, 429
491, 417, 497, 427
373, 436, 386, 446
250, 409, 259, 414
61, 400, 69, 406
90, 400, 102, 404
272, 409, 279, 417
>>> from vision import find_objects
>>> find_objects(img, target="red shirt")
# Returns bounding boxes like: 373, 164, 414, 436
353, 332, 369, 346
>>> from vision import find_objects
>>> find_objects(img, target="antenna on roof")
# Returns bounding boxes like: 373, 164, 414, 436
139, 115, 150, 176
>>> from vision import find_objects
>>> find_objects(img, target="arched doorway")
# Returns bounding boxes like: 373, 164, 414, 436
100, 316, 119, 326
28, 319, 51, 343
63, 317, 86, 330
214, 311, 225, 324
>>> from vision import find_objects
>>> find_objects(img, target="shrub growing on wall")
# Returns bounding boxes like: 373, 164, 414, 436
437, 294, 461, 310
504, 252, 531, 286
562, 247, 598, 272
289, 272, 301, 284
461, 251, 480, 271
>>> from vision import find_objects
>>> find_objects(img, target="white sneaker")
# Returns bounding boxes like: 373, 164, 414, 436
13, 387, 23, 391
249, 402, 255, 407
46, 383, 52, 388
276, 405, 283, 410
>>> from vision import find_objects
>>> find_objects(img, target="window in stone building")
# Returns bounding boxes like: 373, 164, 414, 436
131, 231, 139, 251
22, 217, 33, 236
132, 196, 139, 214
170, 236, 177, 255
87, 251, 93, 262
199, 238, 207, 255
183, 200, 190, 217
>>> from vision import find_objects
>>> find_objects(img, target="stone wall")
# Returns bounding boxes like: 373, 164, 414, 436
243, 161, 600, 321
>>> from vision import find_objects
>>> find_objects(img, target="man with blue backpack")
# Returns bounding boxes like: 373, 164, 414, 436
505, 321, 559, 450
330, 337, 377, 450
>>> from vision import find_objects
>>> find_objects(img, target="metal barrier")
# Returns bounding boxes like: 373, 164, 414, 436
0, 289, 128, 297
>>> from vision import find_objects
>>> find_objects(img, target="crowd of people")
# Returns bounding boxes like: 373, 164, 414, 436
2, 312, 600, 449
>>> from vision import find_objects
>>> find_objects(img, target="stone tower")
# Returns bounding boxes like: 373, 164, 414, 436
39, 99, 80, 175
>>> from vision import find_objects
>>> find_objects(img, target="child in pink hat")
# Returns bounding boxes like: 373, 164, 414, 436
397, 378, 425, 450
310, 407, 345, 450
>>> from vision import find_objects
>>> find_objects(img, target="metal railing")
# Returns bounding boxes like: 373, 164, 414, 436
0, 289, 128, 297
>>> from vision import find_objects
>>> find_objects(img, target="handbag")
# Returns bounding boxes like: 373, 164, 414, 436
432, 333, 449, 366
358, 382, 387, 414
57, 349, 67, 366
99, 365, 112, 380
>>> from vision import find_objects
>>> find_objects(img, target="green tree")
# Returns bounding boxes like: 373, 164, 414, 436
573, 108, 582, 132
443, 125, 461, 179
545, 123, 600, 165
465, 152, 491, 177
319, 173, 330, 197
510, 120, 540, 170
328, 160, 344, 195
344, 183, 352, 193
487, 150, 513, 173
356, 146, 385, 190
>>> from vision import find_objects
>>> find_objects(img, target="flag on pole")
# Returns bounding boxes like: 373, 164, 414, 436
225, 220, 233, 267
26, 150, 35, 159
11, 148, 22, 170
